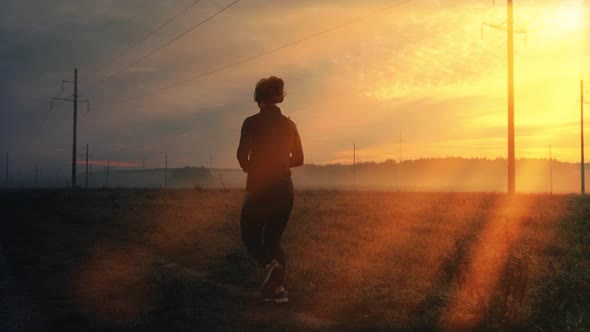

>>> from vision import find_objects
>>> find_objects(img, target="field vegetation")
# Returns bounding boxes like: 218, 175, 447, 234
1, 189, 589, 331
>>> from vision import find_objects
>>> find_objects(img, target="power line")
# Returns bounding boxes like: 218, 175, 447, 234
85, 0, 241, 95
107, 0, 414, 106
82, 0, 204, 95
49, 69, 90, 187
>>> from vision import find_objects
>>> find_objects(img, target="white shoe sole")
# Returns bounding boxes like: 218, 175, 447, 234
265, 297, 288, 304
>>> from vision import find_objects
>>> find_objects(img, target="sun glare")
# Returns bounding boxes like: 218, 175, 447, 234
526, 2, 585, 37
554, 5, 584, 33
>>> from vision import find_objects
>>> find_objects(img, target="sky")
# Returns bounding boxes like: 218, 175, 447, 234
1, 0, 589, 173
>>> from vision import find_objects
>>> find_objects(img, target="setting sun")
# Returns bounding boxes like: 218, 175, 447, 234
554, 3, 584, 32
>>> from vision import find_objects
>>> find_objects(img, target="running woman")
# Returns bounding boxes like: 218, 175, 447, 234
237, 76, 304, 304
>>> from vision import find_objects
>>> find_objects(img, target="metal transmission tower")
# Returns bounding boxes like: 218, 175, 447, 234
482, 0, 527, 194
50, 69, 89, 187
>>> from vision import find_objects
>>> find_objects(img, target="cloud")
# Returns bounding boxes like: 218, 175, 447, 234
1, 0, 589, 171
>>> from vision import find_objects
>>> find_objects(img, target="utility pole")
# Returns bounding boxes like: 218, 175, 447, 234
55, 168, 61, 186
165, 153, 168, 188
507, 0, 515, 195
85, 144, 89, 189
549, 143, 553, 195
50, 68, 89, 187
106, 160, 110, 187
353, 144, 357, 188
4, 152, 8, 186
72, 69, 78, 187
399, 133, 403, 164
399, 133, 404, 191
582, 79, 586, 194
35, 165, 38, 186
482, 0, 527, 195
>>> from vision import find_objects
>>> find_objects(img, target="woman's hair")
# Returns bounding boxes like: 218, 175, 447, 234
254, 76, 285, 103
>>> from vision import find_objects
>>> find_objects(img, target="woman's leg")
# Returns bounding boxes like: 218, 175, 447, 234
240, 192, 273, 266
262, 182, 294, 270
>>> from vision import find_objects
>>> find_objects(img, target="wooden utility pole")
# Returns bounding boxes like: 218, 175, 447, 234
164, 153, 168, 188
582, 79, 585, 194
50, 68, 89, 187
353, 144, 357, 188
72, 69, 78, 186
549, 143, 553, 194
55, 168, 60, 184
35, 165, 38, 186
399, 133, 403, 164
85, 144, 89, 189
482, 0, 526, 194
399, 133, 404, 191
507, 0, 515, 194
4, 152, 7, 185
106, 160, 110, 187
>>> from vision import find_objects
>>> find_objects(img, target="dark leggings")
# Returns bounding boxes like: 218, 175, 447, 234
240, 181, 294, 268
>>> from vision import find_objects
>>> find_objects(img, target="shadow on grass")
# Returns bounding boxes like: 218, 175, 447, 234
322, 193, 500, 330
527, 195, 590, 331
0, 189, 262, 331
2, 190, 588, 331
408, 194, 501, 330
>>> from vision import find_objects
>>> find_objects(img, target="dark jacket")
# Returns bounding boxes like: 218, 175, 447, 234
237, 105, 304, 192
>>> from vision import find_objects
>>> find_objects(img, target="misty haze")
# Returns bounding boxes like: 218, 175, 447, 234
2, 0, 590, 331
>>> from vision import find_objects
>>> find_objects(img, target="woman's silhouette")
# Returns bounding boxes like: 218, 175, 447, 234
237, 76, 304, 303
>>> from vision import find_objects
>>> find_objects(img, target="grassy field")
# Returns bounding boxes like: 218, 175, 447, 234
1, 189, 589, 331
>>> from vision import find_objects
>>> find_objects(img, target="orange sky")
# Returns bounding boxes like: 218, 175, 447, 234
285, 0, 590, 164
96, 0, 589, 166
3, 0, 589, 169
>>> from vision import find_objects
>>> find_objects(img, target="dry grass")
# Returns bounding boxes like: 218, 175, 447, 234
1, 189, 589, 331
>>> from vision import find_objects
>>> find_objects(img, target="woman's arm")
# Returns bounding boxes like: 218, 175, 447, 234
236, 119, 251, 172
289, 124, 304, 168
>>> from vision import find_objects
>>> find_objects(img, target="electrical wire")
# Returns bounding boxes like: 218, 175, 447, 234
108, 0, 414, 106
46, 0, 414, 167
85, 0, 242, 95
81, 0, 204, 95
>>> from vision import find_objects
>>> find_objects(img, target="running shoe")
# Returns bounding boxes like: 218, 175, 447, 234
264, 290, 289, 304
261, 260, 285, 297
